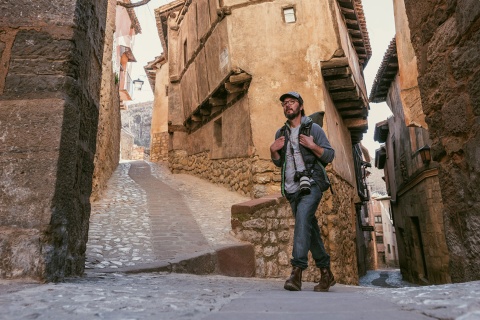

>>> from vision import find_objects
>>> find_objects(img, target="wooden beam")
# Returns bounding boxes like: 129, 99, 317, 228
330, 90, 361, 101
340, 7, 355, 15
344, 118, 368, 132
227, 91, 242, 104
191, 114, 202, 122
345, 19, 359, 28
322, 66, 352, 78
229, 73, 252, 84
209, 97, 227, 106
354, 45, 366, 53
349, 29, 362, 37
335, 100, 364, 110
321, 57, 349, 69
325, 76, 356, 91
225, 82, 244, 94
338, 0, 354, 7
199, 107, 211, 116
339, 108, 368, 119
210, 106, 223, 114
168, 124, 187, 133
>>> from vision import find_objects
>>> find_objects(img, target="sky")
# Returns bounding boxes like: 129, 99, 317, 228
361, 0, 396, 156
129, 0, 169, 101
129, 0, 396, 157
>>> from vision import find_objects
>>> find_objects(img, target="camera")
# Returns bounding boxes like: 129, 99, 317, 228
294, 171, 311, 195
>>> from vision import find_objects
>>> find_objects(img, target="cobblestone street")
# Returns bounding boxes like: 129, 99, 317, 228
86, 161, 248, 271
1, 161, 479, 320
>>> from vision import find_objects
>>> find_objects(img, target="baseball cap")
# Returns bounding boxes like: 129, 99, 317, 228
279, 91, 304, 105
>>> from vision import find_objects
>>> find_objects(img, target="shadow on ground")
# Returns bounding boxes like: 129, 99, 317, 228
359, 269, 418, 288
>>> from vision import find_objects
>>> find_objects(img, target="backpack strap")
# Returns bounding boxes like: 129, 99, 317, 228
300, 121, 312, 137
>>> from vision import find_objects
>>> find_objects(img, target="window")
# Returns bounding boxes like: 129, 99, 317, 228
388, 244, 391, 253
376, 236, 384, 244
374, 216, 382, 223
283, 7, 296, 23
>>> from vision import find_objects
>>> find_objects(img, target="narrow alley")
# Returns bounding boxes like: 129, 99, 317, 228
1, 161, 479, 320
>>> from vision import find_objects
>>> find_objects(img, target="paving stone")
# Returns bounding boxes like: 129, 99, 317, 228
86, 160, 249, 270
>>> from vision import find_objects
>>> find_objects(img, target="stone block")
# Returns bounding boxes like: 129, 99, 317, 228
243, 218, 266, 230
0, 0, 77, 27
9, 59, 78, 78
442, 94, 469, 134
216, 243, 255, 277
10, 30, 74, 60
262, 231, 277, 244
3, 74, 76, 98
456, 0, 480, 34
277, 231, 291, 242
0, 227, 45, 280
263, 246, 278, 257
0, 99, 65, 228
266, 218, 279, 230
231, 197, 276, 215
242, 230, 262, 242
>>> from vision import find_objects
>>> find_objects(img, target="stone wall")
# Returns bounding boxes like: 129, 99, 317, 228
121, 129, 135, 160
169, 150, 254, 197
151, 132, 169, 162
91, 0, 121, 202
403, 0, 480, 282
132, 146, 145, 160
121, 101, 153, 147
395, 170, 451, 284
169, 151, 287, 198
231, 173, 358, 285
0, 0, 108, 281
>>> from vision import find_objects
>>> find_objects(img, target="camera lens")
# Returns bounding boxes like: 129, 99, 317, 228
299, 175, 311, 195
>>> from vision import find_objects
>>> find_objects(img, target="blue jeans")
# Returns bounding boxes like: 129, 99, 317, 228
285, 182, 330, 270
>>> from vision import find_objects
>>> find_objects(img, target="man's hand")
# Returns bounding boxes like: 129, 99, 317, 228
270, 136, 285, 160
299, 134, 324, 157
299, 134, 315, 149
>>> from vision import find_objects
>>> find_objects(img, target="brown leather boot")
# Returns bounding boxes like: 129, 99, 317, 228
284, 266, 302, 291
314, 267, 336, 292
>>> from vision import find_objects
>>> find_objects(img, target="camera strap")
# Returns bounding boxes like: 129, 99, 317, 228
286, 128, 299, 173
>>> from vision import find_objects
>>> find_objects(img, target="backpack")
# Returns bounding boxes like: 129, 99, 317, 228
280, 112, 333, 193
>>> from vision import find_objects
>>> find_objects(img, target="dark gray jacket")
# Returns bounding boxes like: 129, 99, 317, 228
272, 116, 335, 196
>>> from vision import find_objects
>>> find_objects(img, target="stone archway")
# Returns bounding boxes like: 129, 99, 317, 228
0, 0, 109, 282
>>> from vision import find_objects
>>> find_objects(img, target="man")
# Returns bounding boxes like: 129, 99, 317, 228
270, 91, 336, 292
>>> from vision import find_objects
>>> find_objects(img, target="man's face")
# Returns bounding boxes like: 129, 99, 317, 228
282, 98, 302, 120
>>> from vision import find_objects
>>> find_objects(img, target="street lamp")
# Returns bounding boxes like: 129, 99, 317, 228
132, 78, 144, 91
416, 145, 431, 164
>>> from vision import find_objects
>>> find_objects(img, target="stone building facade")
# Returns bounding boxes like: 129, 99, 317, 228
91, 0, 141, 202
0, 1, 108, 281
401, 0, 480, 283
121, 101, 153, 148
148, 0, 374, 285
145, 55, 170, 163
370, 0, 480, 284
371, 38, 451, 284
91, 0, 121, 202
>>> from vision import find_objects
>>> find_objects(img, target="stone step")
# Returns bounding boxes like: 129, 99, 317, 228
89, 243, 256, 278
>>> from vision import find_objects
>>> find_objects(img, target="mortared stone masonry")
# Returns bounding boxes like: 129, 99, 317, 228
0, 0, 108, 281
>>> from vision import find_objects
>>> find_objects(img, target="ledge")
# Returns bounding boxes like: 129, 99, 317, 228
231, 193, 285, 215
